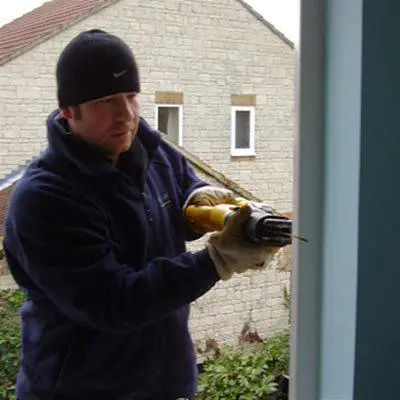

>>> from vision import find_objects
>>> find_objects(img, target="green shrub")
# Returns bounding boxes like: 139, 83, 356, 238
196, 330, 290, 400
261, 330, 290, 376
0, 289, 25, 400
197, 349, 277, 399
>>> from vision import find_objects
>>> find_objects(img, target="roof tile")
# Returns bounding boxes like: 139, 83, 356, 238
0, 0, 111, 63
0, 184, 15, 237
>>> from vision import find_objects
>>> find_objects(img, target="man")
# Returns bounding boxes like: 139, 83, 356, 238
3, 29, 279, 400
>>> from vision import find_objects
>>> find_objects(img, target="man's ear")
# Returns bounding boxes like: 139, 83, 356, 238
60, 107, 72, 119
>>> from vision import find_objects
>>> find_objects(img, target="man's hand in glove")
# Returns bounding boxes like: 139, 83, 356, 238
183, 186, 237, 233
205, 204, 281, 281
184, 186, 236, 208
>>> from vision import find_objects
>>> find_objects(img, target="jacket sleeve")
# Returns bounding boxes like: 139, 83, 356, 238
4, 183, 219, 335
179, 155, 211, 241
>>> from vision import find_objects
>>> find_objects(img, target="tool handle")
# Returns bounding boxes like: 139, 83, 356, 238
184, 203, 238, 232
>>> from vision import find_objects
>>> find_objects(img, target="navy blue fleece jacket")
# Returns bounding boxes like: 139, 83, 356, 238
3, 111, 220, 400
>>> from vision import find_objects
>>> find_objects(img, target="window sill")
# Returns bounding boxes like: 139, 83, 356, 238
230, 151, 256, 158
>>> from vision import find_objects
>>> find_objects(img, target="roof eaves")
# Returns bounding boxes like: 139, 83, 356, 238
0, 0, 121, 67
0, 166, 28, 191
235, 0, 295, 49
162, 137, 261, 202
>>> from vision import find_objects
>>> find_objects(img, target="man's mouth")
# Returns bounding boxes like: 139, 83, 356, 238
111, 131, 130, 138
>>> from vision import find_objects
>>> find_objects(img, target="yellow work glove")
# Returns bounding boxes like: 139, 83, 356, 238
205, 204, 281, 280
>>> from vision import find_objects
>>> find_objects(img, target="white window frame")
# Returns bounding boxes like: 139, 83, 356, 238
154, 104, 184, 147
230, 105, 256, 156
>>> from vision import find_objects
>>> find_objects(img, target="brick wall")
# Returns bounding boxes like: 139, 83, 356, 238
0, 0, 294, 349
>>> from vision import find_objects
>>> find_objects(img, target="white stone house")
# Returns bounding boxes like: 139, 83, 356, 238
0, 0, 294, 351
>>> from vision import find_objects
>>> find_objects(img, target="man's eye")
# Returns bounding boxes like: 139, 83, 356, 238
95, 98, 112, 104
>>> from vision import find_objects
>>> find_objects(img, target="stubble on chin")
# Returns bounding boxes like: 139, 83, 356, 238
132, 115, 140, 136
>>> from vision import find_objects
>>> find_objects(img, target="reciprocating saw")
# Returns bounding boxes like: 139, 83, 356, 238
185, 198, 306, 247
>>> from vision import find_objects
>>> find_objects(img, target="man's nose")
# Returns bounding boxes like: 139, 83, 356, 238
114, 96, 135, 121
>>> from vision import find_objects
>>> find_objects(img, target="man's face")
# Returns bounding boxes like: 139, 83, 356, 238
62, 92, 140, 160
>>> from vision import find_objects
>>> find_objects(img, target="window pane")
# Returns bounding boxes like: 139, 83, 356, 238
235, 110, 250, 149
157, 107, 180, 144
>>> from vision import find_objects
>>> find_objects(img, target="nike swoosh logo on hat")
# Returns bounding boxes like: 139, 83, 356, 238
113, 70, 127, 78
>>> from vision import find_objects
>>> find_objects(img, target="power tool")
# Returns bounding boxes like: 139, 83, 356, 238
185, 198, 306, 247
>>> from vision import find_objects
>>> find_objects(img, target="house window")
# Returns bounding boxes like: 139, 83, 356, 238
231, 106, 255, 156
154, 91, 184, 147
155, 105, 183, 146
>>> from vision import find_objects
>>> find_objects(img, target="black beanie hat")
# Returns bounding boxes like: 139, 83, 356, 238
56, 29, 140, 108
